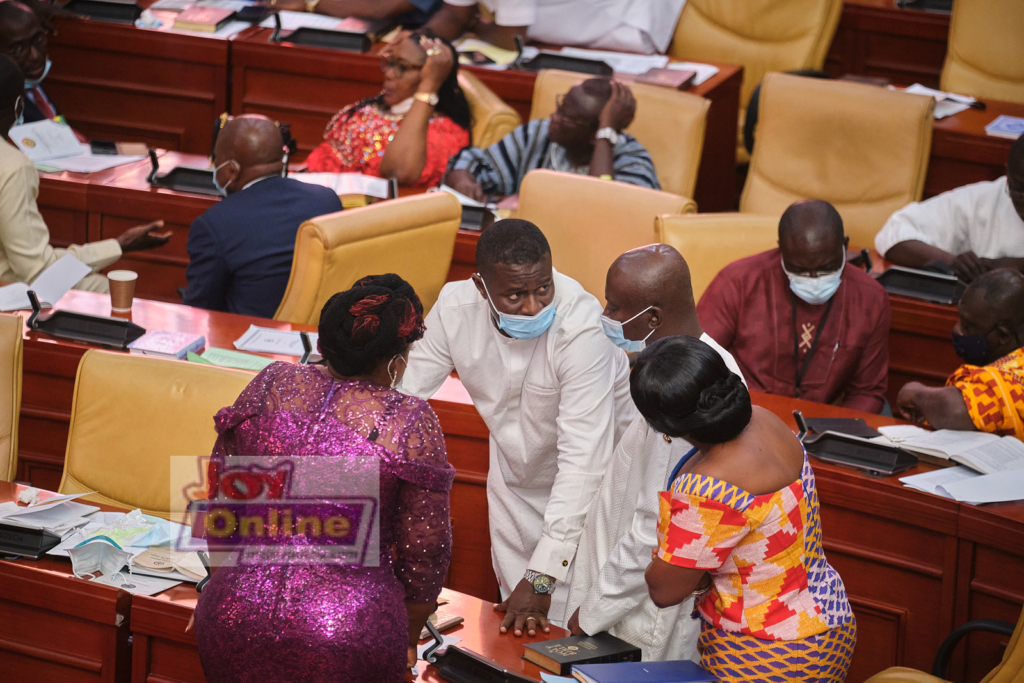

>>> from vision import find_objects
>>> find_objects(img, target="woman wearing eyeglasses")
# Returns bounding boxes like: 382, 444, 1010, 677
305, 31, 471, 187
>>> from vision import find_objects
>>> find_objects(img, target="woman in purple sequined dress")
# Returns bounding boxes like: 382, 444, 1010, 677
194, 274, 454, 683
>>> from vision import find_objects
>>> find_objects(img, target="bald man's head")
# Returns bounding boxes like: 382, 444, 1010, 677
956, 269, 1024, 365
603, 244, 701, 348
211, 115, 285, 195
778, 199, 848, 277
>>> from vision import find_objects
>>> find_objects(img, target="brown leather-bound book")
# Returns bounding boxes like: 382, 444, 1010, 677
173, 7, 235, 32
635, 67, 696, 90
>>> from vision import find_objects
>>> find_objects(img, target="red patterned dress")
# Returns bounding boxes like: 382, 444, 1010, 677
657, 454, 856, 682
305, 101, 470, 187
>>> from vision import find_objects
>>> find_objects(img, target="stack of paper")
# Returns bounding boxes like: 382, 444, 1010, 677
259, 10, 343, 30
0, 495, 99, 533
10, 120, 144, 172
0, 254, 90, 311
556, 47, 669, 75
902, 84, 977, 119
234, 325, 321, 360
895, 429, 1024, 474
291, 172, 390, 198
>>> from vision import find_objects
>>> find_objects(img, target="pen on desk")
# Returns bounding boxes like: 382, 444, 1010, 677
968, 100, 987, 111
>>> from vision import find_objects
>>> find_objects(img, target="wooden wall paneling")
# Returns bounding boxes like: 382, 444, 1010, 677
46, 18, 231, 154
0, 561, 131, 682
885, 294, 961, 406
130, 595, 206, 683
926, 103, 1018, 198
825, 1, 949, 87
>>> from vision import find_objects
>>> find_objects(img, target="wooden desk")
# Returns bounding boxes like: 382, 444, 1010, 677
11, 291, 1024, 681
927, 99, 1023, 197
0, 485, 132, 682
46, 8, 255, 155
229, 32, 743, 212
826, 0, 950, 88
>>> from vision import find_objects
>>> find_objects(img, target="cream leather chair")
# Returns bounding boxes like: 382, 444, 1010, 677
741, 73, 935, 250
459, 70, 522, 148
529, 69, 709, 200
59, 350, 253, 519
517, 170, 695, 303
655, 213, 780, 304
940, 0, 1024, 105
866, 606, 1024, 683
274, 192, 462, 325
668, 0, 843, 162
0, 314, 22, 482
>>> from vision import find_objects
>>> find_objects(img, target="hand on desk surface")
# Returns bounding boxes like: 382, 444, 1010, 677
598, 81, 636, 133
567, 607, 585, 636
117, 220, 171, 253
445, 169, 485, 203
494, 578, 551, 637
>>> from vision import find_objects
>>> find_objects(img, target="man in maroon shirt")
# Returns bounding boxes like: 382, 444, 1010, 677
697, 200, 891, 413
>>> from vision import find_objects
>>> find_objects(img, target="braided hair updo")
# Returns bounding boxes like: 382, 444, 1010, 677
630, 336, 752, 444
317, 274, 426, 377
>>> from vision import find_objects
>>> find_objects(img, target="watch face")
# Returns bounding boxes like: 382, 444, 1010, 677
533, 575, 554, 593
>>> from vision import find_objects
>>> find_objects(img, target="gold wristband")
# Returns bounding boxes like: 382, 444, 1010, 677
413, 91, 439, 107
599, 174, 613, 181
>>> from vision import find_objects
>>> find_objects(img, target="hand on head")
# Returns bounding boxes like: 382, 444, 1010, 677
416, 34, 454, 94
598, 81, 636, 132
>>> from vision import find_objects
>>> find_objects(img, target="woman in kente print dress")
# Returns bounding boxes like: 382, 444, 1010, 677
640, 336, 856, 682
305, 31, 471, 186
193, 274, 454, 682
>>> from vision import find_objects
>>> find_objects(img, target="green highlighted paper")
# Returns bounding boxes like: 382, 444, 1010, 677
187, 348, 274, 372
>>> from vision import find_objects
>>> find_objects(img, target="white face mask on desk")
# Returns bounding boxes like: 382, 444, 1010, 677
67, 535, 132, 581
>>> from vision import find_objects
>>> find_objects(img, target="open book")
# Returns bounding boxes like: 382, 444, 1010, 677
896, 429, 1024, 474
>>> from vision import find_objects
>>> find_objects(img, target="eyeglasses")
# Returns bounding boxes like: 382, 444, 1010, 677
552, 94, 593, 127
3, 29, 47, 63
380, 57, 422, 79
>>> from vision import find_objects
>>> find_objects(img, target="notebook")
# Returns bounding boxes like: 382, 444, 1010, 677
129, 330, 206, 360
523, 633, 641, 675
173, 6, 235, 32
895, 429, 1024, 474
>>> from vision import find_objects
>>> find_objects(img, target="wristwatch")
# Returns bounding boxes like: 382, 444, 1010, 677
304, 0, 320, 11
595, 127, 620, 145
414, 92, 440, 107
524, 569, 556, 595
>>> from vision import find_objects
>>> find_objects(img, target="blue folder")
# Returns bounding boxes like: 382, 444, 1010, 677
571, 660, 716, 683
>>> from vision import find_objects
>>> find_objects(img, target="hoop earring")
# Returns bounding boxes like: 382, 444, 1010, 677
387, 354, 404, 388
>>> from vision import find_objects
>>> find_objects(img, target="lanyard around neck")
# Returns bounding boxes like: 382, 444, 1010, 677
791, 292, 835, 398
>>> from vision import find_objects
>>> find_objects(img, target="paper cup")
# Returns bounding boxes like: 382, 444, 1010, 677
108, 270, 138, 312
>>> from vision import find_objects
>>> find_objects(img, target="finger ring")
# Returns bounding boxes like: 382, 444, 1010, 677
426, 47, 441, 56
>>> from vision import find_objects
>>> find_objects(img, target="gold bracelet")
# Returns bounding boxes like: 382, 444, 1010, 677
413, 92, 439, 107
599, 174, 613, 181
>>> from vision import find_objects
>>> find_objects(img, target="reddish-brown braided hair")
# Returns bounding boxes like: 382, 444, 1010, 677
317, 274, 425, 376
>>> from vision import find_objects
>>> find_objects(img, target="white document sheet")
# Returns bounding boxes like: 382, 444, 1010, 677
39, 145, 145, 174
877, 424, 932, 442
92, 572, 183, 596
0, 254, 91, 310
234, 324, 320, 358
195, 0, 250, 10
900, 429, 1000, 459
903, 83, 975, 119
259, 10, 342, 30
149, 0, 195, 10
938, 468, 1024, 504
291, 172, 390, 198
557, 47, 669, 75
666, 61, 720, 86
900, 466, 980, 497
10, 119, 83, 161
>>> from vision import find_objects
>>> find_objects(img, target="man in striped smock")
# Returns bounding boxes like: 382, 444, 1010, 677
444, 78, 660, 199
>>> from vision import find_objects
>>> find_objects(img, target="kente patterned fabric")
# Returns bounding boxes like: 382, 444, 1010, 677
194, 363, 454, 683
948, 346, 1024, 440
657, 454, 855, 682
305, 100, 469, 187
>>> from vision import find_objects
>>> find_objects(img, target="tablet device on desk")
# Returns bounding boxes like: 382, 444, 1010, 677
518, 52, 614, 77
874, 265, 965, 305
62, 0, 142, 25
283, 27, 372, 53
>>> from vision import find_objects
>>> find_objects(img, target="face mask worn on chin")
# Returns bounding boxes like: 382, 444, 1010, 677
67, 535, 132, 581
24, 58, 51, 89
212, 160, 237, 197
952, 330, 995, 366
782, 257, 845, 306
601, 306, 654, 352
478, 274, 557, 340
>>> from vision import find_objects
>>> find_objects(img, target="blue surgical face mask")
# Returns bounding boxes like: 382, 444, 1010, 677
952, 329, 995, 366
782, 256, 844, 306
24, 58, 51, 88
478, 274, 557, 340
601, 305, 654, 352
211, 159, 237, 197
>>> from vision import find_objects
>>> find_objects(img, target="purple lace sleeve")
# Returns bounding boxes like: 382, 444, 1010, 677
392, 402, 453, 604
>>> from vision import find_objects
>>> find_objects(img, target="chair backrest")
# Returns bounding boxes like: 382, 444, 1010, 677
668, 0, 843, 110
0, 314, 22, 482
740, 73, 935, 250
940, 0, 1024, 105
274, 192, 462, 325
517, 170, 696, 303
458, 70, 522, 148
529, 69, 709, 200
59, 350, 254, 518
982, 604, 1024, 683
655, 213, 780, 303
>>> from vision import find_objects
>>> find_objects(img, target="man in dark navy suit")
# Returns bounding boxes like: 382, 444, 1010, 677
183, 115, 343, 318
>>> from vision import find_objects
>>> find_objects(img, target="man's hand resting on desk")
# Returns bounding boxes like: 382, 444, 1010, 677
445, 169, 486, 203
494, 578, 551, 637
117, 220, 171, 253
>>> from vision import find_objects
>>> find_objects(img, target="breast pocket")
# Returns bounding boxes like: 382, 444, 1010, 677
510, 384, 561, 488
